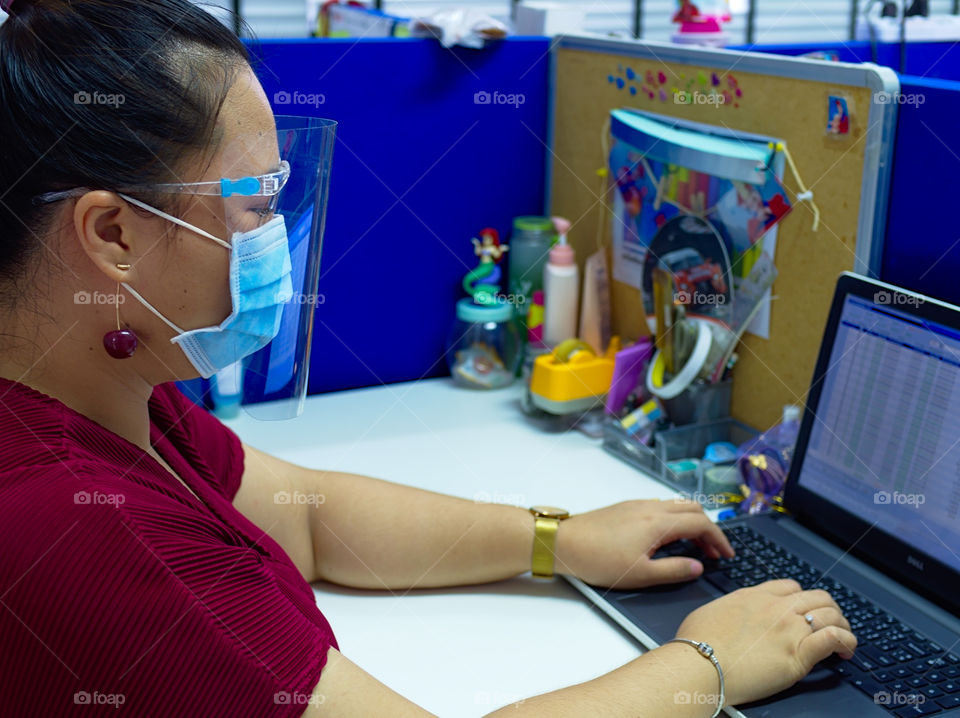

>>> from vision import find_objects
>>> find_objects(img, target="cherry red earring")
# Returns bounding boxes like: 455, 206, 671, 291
102, 264, 138, 359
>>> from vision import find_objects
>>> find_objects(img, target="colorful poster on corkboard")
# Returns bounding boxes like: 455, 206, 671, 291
607, 109, 790, 337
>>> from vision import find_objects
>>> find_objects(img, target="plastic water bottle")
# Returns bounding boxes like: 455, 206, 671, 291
210, 362, 242, 419
763, 404, 802, 466
507, 216, 555, 314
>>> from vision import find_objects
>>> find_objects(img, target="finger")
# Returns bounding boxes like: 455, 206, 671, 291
693, 537, 722, 560
756, 578, 803, 595
642, 556, 705, 585
788, 589, 841, 614
691, 535, 732, 560
664, 497, 707, 513
803, 607, 851, 634
653, 514, 734, 558
799, 625, 858, 666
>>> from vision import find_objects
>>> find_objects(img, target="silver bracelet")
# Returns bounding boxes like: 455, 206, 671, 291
664, 638, 725, 718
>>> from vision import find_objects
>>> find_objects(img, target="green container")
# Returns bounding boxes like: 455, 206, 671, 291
507, 216, 555, 319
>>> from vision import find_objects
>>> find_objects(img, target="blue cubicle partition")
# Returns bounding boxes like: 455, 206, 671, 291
879, 74, 960, 305
244, 38, 550, 395
733, 40, 869, 63
180, 36, 957, 408
741, 40, 960, 308
739, 39, 960, 81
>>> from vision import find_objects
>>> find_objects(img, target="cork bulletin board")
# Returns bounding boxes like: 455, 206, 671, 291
547, 36, 899, 430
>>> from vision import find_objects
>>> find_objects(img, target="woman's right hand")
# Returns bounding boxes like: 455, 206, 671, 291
674, 579, 858, 707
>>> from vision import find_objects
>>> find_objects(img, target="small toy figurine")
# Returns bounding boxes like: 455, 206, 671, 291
448, 229, 519, 390
471, 227, 508, 264
463, 228, 509, 306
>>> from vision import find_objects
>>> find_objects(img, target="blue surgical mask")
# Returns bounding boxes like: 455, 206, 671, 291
118, 194, 294, 378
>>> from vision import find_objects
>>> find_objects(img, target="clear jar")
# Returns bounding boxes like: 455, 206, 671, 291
447, 299, 521, 389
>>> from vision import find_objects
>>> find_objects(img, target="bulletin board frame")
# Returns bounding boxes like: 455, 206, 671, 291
545, 35, 899, 430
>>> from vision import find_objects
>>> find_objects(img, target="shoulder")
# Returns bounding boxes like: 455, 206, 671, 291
0, 377, 73, 471
149, 381, 209, 422
150, 382, 246, 501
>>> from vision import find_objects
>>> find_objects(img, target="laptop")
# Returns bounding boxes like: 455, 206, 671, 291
567, 273, 960, 717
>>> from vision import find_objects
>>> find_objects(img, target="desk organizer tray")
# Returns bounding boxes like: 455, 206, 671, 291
603, 417, 759, 506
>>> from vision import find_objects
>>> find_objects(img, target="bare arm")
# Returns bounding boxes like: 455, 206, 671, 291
300, 467, 533, 590
233, 444, 733, 590
233, 443, 530, 588
302, 643, 719, 718
231, 443, 317, 580
305, 591, 856, 718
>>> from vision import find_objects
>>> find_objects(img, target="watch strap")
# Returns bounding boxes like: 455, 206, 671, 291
531, 515, 560, 578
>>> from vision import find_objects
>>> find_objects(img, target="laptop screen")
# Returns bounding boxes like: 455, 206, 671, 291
797, 293, 960, 574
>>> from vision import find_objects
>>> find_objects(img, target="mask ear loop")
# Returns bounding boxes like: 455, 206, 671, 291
114, 193, 229, 338
121, 282, 187, 336
117, 193, 232, 249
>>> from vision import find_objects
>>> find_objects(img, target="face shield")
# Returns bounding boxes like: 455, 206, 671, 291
208, 116, 337, 420
34, 115, 336, 419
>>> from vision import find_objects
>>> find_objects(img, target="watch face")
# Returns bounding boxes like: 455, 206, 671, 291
530, 505, 570, 519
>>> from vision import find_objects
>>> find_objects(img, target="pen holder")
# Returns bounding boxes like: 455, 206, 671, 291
654, 418, 758, 503
602, 416, 661, 476
604, 415, 758, 507
661, 378, 732, 426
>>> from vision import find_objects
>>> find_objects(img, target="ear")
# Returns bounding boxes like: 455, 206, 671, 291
72, 190, 139, 284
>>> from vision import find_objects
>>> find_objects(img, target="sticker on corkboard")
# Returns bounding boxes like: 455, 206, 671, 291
826, 95, 850, 136
606, 63, 743, 108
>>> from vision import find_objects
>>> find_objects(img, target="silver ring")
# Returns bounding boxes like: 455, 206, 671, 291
804, 613, 815, 629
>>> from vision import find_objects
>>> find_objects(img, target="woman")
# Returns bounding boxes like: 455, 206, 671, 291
0, 1, 856, 715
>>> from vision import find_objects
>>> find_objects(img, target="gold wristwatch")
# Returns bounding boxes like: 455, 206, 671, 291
529, 506, 571, 579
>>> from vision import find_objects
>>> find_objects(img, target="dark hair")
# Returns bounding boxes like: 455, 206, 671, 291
0, 0, 250, 296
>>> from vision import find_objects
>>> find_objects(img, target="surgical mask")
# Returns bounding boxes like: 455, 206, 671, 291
118, 194, 294, 378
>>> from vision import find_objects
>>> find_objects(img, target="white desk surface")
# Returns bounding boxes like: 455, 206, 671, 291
223, 378, 699, 717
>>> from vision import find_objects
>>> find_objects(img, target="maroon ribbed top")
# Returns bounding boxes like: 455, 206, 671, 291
0, 377, 337, 716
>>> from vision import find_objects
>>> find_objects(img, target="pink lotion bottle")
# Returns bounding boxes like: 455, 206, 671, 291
542, 217, 579, 346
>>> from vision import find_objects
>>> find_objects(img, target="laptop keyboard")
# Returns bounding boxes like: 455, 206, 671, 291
665, 524, 960, 716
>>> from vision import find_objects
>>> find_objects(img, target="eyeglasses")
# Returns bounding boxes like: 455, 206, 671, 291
33, 160, 291, 205
149, 160, 291, 198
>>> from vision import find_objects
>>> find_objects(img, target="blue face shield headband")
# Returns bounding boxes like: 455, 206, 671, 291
116, 193, 294, 379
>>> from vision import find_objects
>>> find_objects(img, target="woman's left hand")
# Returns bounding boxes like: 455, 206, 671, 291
553, 499, 734, 589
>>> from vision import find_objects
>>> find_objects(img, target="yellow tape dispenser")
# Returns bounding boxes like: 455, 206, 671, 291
529, 337, 620, 415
